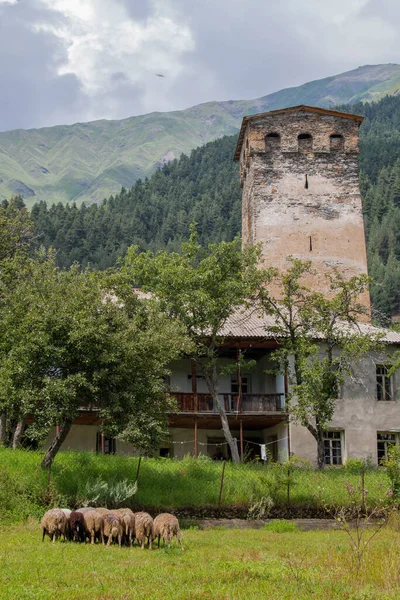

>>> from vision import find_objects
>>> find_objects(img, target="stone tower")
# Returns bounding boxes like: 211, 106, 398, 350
234, 105, 371, 317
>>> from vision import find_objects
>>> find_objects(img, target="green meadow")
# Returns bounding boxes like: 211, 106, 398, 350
1, 523, 399, 599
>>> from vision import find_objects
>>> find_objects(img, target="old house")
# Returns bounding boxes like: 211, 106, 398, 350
46, 105, 400, 465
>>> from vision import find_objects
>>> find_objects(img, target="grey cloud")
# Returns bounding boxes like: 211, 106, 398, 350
0, 1, 83, 130
1, 0, 400, 131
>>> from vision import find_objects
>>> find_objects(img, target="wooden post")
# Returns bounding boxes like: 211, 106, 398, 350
239, 420, 243, 462
135, 456, 142, 484
218, 461, 226, 506
101, 432, 105, 455
194, 416, 198, 458
236, 347, 242, 413
361, 462, 366, 514
56, 424, 60, 436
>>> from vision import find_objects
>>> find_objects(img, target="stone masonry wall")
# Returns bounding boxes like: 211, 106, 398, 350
239, 110, 371, 318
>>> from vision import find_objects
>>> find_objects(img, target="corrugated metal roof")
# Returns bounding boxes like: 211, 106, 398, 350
133, 291, 400, 344
219, 308, 400, 344
233, 105, 364, 162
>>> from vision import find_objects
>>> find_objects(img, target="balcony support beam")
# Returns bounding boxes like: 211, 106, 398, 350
240, 419, 243, 462
236, 347, 242, 413
194, 416, 198, 458
191, 359, 198, 413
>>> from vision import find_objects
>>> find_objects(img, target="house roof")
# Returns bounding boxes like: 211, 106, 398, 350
233, 105, 364, 161
219, 308, 400, 345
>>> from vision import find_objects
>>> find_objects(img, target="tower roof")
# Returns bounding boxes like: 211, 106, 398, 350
233, 105, 364, 161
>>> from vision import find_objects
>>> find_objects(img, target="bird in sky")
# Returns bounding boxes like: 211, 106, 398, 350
156, 73, 165, 78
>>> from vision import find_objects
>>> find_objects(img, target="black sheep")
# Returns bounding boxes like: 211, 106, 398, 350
69, 511, 87, 543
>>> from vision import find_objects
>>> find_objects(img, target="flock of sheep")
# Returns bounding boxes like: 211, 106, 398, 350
40, 507, 184, 550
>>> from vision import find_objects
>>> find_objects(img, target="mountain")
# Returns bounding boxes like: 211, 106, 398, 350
2, 64, 400, 207
30, 94, 400, 321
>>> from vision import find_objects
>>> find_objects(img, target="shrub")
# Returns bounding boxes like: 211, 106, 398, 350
247, 496, 274, 520
382, 445, 400, 497
264, 520, 299, 533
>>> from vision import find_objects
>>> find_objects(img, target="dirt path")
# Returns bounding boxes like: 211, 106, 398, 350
198, 518, 343, 531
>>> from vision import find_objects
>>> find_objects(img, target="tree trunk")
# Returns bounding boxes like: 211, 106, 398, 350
0, 412, 6, 445
316, 436, 325, 470
41, 418, 72, 469
12, 418, 25, 449
203, 360, 240, 464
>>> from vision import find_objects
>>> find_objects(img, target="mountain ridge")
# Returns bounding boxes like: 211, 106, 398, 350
2, 63, 400, 207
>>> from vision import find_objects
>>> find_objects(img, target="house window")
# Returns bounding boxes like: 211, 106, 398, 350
376, 365, 393, 401
324, 431, 343, 465
160, 447, 172, 458
96, 433, 116, 455
231, 376, 251, 394
377, 433, 397, 463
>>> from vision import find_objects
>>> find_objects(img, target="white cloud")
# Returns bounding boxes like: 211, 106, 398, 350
33, 0, 194, 107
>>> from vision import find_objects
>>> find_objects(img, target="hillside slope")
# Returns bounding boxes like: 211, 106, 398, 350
2, 64, 400, 207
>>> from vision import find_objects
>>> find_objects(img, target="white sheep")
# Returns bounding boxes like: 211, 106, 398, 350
40, 509, 68, 543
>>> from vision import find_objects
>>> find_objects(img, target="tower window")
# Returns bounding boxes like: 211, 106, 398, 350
298, 133, 313, 152
330, 134, 344, 152
265, 132, 281, 151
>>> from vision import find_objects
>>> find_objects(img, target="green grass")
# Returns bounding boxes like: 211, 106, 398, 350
1, 523, 400, 599
0, 448, 392, 523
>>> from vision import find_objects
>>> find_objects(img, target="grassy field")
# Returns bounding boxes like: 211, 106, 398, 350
0, 448, 392, 523
1, 522, 400, 599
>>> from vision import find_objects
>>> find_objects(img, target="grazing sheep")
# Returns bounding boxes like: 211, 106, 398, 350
114, 509, 135, 547
40, 509, 68, 543
76, 507, 95, 514
69, 511, 87, 543
153, 513, 184, 550
94, 507, 113, 517
83, 510, 105, 545
60, 508, 72, 540
134, 512, 154, 549
103, 513, 123, 547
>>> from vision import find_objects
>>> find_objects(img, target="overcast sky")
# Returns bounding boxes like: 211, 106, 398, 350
0, 0, 399, 131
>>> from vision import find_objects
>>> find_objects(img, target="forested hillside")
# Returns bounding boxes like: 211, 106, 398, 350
29, 95, 400, 322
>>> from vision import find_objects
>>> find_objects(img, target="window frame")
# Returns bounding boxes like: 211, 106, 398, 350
323, 430, 344, 466
231, 375, 251, 395
376, 364, 394, 401
96, 432, 116, 455
377, 432, 399, 464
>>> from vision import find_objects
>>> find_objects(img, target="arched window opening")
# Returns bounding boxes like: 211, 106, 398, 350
265, 132, 281, 151
298, 133, 313, 152
330, 134, 344, 152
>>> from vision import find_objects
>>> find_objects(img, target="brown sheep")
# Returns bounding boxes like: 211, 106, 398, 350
83, 510, 105, 545
134, 512, 154, 549
153, 513, 184, 550
40, 509, 68, 543
94, 507, 111, 517
103, 513, 123, 547
114, 508, 135, 547
69, 511, 87, 543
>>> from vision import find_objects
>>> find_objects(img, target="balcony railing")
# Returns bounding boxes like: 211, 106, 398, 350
171, 392, 285, 414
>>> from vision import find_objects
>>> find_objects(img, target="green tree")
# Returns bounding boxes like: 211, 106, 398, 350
252, 259, 382, 468
123, 226, 259, 463
0, 251, 187, 466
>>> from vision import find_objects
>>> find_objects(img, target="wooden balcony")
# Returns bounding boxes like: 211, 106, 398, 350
171, 392, 285, 414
